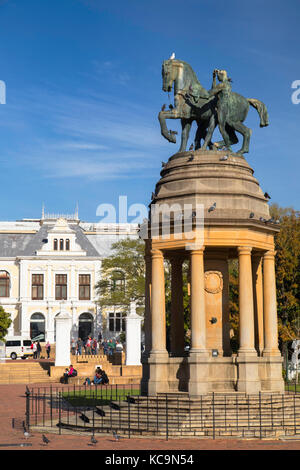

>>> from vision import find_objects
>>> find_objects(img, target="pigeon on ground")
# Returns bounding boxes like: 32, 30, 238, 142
208, 203, 216, 212
90, 435, 98, 445
113, 430, 122, 441
169, 52, 175, 60
23, 429, 30, 439
42, 434, 50, 445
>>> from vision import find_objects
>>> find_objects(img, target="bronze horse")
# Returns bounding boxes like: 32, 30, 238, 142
158, 59, 269, 155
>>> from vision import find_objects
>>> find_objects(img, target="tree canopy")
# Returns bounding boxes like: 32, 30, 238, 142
0, 305, 12, 342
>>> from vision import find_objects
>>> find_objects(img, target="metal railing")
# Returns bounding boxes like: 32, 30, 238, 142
24, 386, 300, 440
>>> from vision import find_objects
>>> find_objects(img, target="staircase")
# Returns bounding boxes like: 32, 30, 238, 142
57, 392, 300, 439
0, 361, 55, 384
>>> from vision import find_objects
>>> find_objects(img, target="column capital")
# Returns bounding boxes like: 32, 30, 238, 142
263, 250, 276, 260
150, 249, 164, 259
190, 247, 205, 256
237, 246, 252, 255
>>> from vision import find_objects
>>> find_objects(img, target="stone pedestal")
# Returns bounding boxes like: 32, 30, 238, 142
125, 301, 142, 366
55, 310, 72, 367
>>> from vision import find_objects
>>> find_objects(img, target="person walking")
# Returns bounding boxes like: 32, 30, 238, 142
32, 342, 37, 359
45, 341, 51, 359
77, 338, 83, 355
36, 341, 42, 359
71, 338, 76, 355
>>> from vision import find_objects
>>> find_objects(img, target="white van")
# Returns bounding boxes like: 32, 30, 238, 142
5, 336, 34, 360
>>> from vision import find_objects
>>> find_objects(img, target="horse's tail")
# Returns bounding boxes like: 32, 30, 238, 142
247, 98, 269, 127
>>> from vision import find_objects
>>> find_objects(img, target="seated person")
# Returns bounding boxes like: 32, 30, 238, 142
100, 370, 109, 385
83, 377, 91, 386
63, 365, 77, 384
92, 371, 102, 385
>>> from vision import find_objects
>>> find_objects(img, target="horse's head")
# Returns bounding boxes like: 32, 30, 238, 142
162, 59, 178, 92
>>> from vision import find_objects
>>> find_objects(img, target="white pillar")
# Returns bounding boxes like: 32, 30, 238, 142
55, 310, 72, 366
125, 301, 142, 366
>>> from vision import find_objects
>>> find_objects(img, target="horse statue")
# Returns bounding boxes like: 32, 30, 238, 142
158, 57, 269, 155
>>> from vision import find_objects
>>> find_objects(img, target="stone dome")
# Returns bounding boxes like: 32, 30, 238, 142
151, 150, 274, 229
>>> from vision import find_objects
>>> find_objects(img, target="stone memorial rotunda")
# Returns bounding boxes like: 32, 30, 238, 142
141, 149, 284, 397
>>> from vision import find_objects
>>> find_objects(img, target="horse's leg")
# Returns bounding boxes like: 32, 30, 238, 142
218, 116, 233, 152
202, 115, 216, 150
158, 110, 179, 144
180, 118, 192, 152
229, 121, 252, 155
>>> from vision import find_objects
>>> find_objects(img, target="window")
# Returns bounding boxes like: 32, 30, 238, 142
66, 239, 70, 251
30, 313, 45, 340
55, 274, 67, 300
6, 340, 21, 347
79, 274, 91, 300
59, 239, 64, 251
0, 271, 10, 297
53, 239, 58, 251
32, 274, 44, 300
111, 270, 125, 292
109, 312, 125, 333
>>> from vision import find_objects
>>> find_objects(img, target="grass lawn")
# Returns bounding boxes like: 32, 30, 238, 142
62, 386, 140, 407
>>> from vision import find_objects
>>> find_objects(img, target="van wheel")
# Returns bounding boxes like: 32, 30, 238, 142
10, 353, 17, 360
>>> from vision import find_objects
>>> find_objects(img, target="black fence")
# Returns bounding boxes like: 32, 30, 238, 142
24, 384, 300, 440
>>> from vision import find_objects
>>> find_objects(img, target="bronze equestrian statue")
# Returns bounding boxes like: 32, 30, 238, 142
158, 57, 269, 155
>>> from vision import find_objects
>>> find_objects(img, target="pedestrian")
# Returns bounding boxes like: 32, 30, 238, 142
77, 338, 83, 355
71, 338, 76, 355
92, 338, 97, 355
32, 342, 37, 359
86, 336, 92, 355
45, 341, 51, 359
36, 341, 42, 359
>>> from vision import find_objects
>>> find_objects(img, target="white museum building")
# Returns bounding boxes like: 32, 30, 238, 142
0, 211, 138, 343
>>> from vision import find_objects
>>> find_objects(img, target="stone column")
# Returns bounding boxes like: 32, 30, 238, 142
148, 249, 168, 395
170, 256, 185, 356
237, 246, 260, 393
144, 248, 152, 354
238, 247, 256, 355
190, 249, 207, 353
262, 250, 284, 392
263, 250, 280, 356
188, 248, 210, 396
55, 310, 72, 366
125, 301, 142, 366
252, 254, 264, 356
150, 249, 166, 353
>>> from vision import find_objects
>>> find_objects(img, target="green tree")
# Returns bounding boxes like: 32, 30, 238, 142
0, 305, 12, 342
95, 238, 146, 316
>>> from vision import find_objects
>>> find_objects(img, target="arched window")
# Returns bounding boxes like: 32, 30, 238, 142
59, 239, 64, 250
0, 271, 10, 297
66, 239, 70, 251
78, 312, 94, 342
111, 270, 125, 292
53, 239, 58, 251
30, 313, 45, 341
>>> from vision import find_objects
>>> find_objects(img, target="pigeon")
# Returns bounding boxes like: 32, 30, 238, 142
189, 143, 194, 151
110, 402, 120, 411
79, 413, 90, 423
42, 434, 50, 445
113, 430, 122, 441
90, 435, 98, 445
169, 52, 175, 60
264, 192, 271, 200
23, 429, 31, 439
220, 155, 228, 161
249, 212, 255, 218
169, 104, 174, 110
267, 217, 275, 223
259, 217, 267, 223
126, 396, 136, 404
161, 104, 166, 111
208, 203, 216, 213
95, 407, 105, 417
161, 161, 166, 167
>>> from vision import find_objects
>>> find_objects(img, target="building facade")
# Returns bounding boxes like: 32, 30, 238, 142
0, 213, 138, 343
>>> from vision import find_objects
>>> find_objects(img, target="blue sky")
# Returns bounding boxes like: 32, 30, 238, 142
0, 0, 299, 222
